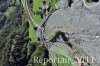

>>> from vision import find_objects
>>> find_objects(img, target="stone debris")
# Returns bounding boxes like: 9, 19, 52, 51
45, 0, 100, 65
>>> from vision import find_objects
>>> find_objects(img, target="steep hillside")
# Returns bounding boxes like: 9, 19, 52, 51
1, 0, 100, 66
0, 0, 49, 66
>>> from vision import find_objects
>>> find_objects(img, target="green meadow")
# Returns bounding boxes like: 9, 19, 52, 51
29, 0, 58, 42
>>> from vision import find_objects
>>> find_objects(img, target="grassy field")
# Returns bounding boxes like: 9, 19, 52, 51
28, 0, 43, 42
29, 22, 37, 41
33, 0, 59, 24
21, 0, 59, 41
50, 0, 58, 12
33, 0, 42, 25
21, 0, 40, 42
49, 44, 78, 66
30, 0, 59, 42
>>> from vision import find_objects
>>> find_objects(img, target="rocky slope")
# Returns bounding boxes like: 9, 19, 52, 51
45, 0, 100, 66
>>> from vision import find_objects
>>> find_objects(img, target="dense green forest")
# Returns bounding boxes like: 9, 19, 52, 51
0, 0, 49, 66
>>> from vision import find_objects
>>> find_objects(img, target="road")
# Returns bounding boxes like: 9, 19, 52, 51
25, 1, 60, 66
21, 1, 59, 66
21, 0, 54, 49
